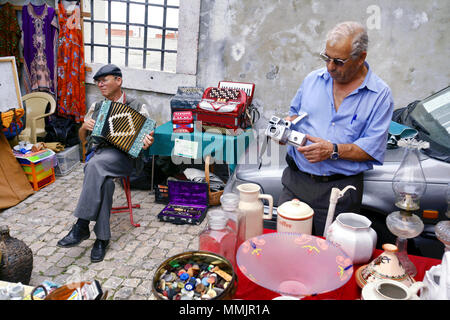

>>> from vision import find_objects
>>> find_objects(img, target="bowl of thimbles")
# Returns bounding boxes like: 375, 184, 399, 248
152, 251, 237, 300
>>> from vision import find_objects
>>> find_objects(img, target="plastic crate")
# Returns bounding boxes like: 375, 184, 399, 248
55, 144, 80, 176
20, 163, 56, 191
16, 150, 57, 191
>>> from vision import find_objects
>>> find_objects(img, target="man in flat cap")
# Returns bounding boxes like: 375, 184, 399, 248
57, 64, 154, 262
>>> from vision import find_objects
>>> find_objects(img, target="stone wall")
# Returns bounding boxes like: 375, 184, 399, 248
7, 0, 449, 124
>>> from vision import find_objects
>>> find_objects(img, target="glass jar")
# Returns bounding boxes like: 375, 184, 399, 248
220, 192, 246, 251
199, 208, 237, 269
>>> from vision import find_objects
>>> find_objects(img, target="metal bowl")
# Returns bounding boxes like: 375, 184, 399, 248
152, 250, 237, 300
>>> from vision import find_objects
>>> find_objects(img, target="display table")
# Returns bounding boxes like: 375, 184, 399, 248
146, 121, 255, 192
234, 229, 442, 300
148, 121, 254, 164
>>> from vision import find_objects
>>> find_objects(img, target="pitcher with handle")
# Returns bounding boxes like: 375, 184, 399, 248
237, 183, 273, 240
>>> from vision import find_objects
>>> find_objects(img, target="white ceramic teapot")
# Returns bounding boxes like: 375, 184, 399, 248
362, 279, 425, 300
326, 212, 377, 264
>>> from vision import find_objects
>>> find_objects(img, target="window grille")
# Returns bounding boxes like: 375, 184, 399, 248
83, 0, 179, 72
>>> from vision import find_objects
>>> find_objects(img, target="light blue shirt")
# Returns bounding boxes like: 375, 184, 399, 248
288, 62, 394, 176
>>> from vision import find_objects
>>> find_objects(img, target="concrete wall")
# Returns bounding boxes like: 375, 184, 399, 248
113, 0, 449, 125
6, 0, 449, 125
197, 0, 450, 122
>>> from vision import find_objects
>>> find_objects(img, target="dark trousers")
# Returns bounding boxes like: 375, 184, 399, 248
73, 147, 133, 240
279, 156, 364, 237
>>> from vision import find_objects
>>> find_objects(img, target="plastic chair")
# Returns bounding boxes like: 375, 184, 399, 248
111, 176, 141, 227
19, 92, 56, 144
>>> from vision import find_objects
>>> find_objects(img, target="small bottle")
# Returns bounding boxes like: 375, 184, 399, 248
220, 193, 246, 253
199, 208, 237, 269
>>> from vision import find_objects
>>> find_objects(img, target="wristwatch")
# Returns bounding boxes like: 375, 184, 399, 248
330, 143, 339, 160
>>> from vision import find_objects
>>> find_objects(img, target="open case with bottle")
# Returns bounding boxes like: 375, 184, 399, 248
157, 180, 209, 225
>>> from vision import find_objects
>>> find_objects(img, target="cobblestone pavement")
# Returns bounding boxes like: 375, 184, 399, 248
0, 163, 206, 300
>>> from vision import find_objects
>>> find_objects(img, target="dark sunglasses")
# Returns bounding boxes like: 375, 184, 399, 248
319, 50, 350, 66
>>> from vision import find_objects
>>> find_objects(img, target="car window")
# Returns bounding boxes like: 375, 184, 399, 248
408, 87, 450, 161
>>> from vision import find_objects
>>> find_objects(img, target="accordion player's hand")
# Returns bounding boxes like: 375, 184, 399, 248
82, 119, 96, 132
141, 131, 154, 150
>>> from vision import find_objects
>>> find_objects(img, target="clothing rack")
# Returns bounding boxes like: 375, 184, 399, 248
11, 1, 90, 17
9, 0, 91, 72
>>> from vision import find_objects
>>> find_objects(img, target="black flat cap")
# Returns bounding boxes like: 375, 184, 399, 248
93, 64, 122, 80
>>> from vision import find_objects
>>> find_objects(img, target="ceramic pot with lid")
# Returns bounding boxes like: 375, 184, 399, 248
277, 199, 314, 234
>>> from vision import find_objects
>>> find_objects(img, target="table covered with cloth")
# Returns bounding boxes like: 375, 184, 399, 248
233, 229, 442, 300
148, 121, 254, 165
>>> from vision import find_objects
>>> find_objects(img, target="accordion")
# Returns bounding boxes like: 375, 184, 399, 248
170, 86, 204, 121
196, 81, 255, 130
91, 100, 156, 158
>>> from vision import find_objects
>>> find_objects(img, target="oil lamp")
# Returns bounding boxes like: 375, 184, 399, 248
386, 138, 429, 277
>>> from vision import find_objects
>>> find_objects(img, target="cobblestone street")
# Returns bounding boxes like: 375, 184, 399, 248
0, 163, 205, 300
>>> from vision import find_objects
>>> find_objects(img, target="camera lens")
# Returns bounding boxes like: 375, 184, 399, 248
269, 126, 277, 133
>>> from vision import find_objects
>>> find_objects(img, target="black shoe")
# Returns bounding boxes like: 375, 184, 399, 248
57, 224, 90, 248
90, 239, 109, 263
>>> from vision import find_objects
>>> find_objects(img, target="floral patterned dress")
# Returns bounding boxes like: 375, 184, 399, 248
56, 1, 86, 123
0, 3, 21, 72
22, 3, 58, 95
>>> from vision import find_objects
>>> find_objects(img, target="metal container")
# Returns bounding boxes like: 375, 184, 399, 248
152, 251, 237, 300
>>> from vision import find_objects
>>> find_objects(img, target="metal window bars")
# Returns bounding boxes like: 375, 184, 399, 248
84, 0, 179, 71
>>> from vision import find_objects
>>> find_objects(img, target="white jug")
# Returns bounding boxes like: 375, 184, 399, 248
237, 183, 273, 240
326, 212, 377, 264
420, 251, 450, 300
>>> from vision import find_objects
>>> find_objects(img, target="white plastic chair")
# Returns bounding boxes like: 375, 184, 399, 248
19, 92, 56, 144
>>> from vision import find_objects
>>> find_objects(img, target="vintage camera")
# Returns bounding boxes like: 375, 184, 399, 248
265, 113, 308, 147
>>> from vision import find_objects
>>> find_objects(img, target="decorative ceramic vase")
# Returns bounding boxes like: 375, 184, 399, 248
326, 212, 377, 264
355, 243, 415, 288
0, 225, 33, 285
237, 183, 273, 240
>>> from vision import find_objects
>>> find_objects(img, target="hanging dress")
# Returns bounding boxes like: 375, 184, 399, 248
56, 1, 86, 123
22, 3, 58, 95
0, 2, 22, 73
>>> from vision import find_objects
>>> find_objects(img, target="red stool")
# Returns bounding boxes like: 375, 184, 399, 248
111, 176, 141, 227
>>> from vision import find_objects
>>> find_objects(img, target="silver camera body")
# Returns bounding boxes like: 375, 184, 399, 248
265, 113, 308, 147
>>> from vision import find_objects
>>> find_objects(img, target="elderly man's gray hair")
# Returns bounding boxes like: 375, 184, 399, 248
326, 21, 369, 59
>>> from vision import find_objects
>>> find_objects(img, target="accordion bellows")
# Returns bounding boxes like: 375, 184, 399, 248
92, 101, 156, 158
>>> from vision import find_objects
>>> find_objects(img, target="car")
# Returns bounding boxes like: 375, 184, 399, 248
224, 86, 450, 259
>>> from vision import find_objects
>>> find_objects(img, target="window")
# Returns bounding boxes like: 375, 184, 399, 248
82, 0, 200, 94
84, 0, 179, 72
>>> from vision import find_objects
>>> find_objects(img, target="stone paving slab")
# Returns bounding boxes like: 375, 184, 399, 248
0, 162, 205, 300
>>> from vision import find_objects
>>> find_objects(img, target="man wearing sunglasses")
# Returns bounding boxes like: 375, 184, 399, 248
279, 21, 394, 236
57, 64, 155, 262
